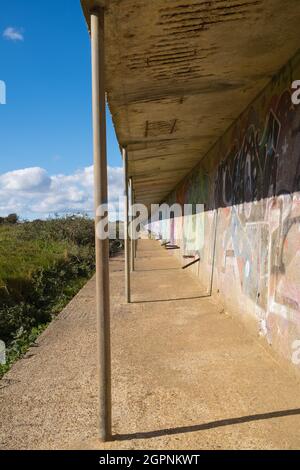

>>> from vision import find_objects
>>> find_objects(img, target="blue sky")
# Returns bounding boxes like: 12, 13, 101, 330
0, 0, 123, 219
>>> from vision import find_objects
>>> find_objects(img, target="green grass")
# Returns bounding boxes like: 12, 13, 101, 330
0, 217, 98, 378
0, 217, 123, 379
0, 225, 70, 290
0, 274, 89, 379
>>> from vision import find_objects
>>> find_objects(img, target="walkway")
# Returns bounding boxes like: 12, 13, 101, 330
0, 240, 300, 449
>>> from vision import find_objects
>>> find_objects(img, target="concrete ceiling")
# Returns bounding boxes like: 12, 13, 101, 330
82, 0, 300, 207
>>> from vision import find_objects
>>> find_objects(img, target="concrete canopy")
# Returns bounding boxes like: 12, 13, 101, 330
81, 0, 300, 208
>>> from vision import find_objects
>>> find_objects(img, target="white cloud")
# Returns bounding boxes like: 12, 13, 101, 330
0, 165, 124, 220
0, 167, 51, 192
3, 27, 24, 42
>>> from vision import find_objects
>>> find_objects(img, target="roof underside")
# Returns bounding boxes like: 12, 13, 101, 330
82, 0, 300, 207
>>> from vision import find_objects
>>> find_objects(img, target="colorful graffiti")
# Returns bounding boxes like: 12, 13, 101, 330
161, 52, 300, 369
215, 90, 300, 207
212, 87, 300, 358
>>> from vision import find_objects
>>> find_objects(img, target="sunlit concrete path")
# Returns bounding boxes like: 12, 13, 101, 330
1, 240, 300, 450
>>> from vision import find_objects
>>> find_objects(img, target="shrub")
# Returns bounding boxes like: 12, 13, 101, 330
0, 215, 123, 377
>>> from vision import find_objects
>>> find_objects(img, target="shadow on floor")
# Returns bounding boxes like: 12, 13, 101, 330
112, 408, 300, 441
131, 294, 210, 304
134, 268, 181, 272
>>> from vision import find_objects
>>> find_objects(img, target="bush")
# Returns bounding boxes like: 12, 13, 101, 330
0, 215, 123, 377
0, 213, 19, 225
0, 249, 95, 344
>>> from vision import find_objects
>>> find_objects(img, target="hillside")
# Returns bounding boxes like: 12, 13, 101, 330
0, 216, 121, 377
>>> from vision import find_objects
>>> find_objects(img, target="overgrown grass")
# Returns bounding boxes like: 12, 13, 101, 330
0, 225, 72, 297
0, 216, 104, 379
0, 275, 89, 378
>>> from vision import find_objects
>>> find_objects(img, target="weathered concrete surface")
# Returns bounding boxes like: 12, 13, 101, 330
82, 0, 300, 207
1, 240, 300, 450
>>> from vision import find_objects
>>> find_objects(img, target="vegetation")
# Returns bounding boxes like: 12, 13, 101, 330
0, 215, 122, 378
0, 213, 19, 225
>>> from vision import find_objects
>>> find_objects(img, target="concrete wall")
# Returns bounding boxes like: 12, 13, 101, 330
150, 50, 300, 372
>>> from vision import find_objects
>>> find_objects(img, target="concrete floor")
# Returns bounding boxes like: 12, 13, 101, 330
0, 240, 300, 450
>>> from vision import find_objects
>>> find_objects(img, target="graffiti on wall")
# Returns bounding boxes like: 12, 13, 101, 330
162, 56, 300, 366
213, 88, 300, 353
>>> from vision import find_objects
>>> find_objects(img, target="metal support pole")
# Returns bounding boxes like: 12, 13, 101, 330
90, 8, 112, 442
130, 178, 135, 272
133, 189, 137, 259
123, 149, 131, 303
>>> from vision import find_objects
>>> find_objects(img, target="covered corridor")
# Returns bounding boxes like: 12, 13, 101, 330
80, 2, 300, 442
1, 0, 300, 452
1, 239, 299, 450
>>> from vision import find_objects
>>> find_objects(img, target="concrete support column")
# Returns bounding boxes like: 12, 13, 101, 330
123, 149, 131, 303
90, 8, 112, 442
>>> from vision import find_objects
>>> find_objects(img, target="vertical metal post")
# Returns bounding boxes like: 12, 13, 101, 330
209, 208, 219, 296
123, 149, 131, 303
130, 178, 135, 272
132, 189, 137, 259
90, 8, 112, 442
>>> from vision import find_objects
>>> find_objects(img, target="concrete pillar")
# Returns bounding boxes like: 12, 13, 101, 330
123, 148, 131, 303
90, 7, 112, 442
